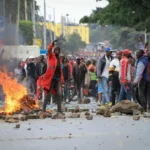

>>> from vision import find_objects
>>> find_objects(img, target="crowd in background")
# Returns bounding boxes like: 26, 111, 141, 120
0, 37, 150, 113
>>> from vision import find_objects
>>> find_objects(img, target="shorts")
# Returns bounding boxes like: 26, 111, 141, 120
98, 82, 103, 94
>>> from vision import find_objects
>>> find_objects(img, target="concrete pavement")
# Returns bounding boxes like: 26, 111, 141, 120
0, 115, 150, 150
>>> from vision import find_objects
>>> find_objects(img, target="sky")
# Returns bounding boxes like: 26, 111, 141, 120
36, 0, 109, 23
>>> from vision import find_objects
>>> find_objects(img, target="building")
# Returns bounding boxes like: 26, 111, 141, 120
44, 22, 89, 44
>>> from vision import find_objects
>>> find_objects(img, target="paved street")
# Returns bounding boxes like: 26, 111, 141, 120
0, 110, 150, 150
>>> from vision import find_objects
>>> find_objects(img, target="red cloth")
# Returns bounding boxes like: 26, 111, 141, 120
36, 76, 43, 100
41, 43, 64, 92
120, 56, 131, 84
122, 49, 132, 56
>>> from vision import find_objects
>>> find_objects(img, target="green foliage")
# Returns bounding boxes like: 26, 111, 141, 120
4, 0, 39, 23
80, 0, 150, 32
19, 20, 33, 45
66, 33, 86, 54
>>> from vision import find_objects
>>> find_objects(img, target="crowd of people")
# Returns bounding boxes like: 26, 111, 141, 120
0, 38, 150, 113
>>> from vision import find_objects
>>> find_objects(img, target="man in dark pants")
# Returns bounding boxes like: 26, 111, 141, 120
73, 57, 87, 101
109, 51, 122, 105
42, 40, 64, 113
146, 50, 150, 112
133, 50, 148, 111
27, 56, 37, 95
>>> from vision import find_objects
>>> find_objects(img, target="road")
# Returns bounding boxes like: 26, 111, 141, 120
0, 114, 150, 150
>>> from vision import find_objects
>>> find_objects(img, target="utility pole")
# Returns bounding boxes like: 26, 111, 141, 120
32, 0, 36, 45
43, 0, 47, 49
53, 8, 56, 40
25, 0, 28, 20
145, 28, 147, 43
16, 0, 20, 45
3, 0, 5, 18
48, 15, 53, 43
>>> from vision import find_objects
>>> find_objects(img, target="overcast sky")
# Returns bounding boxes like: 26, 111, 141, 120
36, 0, 108, 23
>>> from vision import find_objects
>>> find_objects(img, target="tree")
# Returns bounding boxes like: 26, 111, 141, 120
66, 33, 86, 54
80, 0, 150, 32
4, 0, 39, 23
19, 20, 33, 45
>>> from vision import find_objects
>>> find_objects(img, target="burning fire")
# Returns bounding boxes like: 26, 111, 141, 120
0, 68, 39, 114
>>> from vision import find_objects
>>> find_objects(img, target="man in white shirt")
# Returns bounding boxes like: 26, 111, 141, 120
109, 51, 122, 105
97, 47, 113, 105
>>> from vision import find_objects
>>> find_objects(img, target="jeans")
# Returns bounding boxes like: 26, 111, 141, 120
89, 80, 97, 97
43, 79, 62, 112
118, 83, 132, 102
146, 82, 150, 110
64, 80, 70, 100
101, 77, 111, 104
136, 80, 147, 111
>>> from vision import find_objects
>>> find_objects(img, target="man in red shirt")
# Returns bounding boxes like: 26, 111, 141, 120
118, 49, 132, 101
41, 40, 64, 113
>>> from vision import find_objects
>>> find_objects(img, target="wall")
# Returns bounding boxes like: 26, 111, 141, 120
40, 22, 90, 44
1, 46, 40, 61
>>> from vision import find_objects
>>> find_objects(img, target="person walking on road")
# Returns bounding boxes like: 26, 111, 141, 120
42, 40, 64, 113
133, 50, 148, 111
97, 47, 113, 106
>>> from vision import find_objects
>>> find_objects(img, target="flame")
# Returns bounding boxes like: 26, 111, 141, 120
0, 68, 39, 114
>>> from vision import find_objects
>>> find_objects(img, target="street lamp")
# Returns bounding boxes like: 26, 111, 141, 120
66, 14, 69, 37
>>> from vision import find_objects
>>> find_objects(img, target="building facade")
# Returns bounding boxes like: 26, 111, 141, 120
45, 22, 89, 44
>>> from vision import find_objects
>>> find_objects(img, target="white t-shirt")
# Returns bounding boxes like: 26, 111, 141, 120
109, 58, 120, 72
101, 55, 111, 78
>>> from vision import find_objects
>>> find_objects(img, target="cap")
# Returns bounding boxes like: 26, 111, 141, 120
76, 57, 80, 60
122, 49, 132, 55
59, 54, 64, 58
105, 47, 113, 52
29, 56, 34, 59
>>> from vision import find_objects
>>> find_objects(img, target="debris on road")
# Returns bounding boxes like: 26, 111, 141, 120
143, 112, 150, 118
97, 106, 111, 117
15, 124, 20, 128
85, 112, 90, 116
86, 114, 93, 120
133, 115, 140, 120
74, 105, 80, 113
78, 98, 90, 104
52, 113, 66, 119
5, 118, 19, 123
110, 100, 143, 114
69, 113, 80, 118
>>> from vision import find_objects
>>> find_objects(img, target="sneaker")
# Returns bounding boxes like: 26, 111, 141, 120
101, 105, 106, 109
97, 102, 101, 106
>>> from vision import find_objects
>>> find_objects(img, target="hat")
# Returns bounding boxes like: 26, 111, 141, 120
105, 47, 113, 52
29, 56, 34, 59
76, 57, 80, 60
122, 49, 132, 55
59, 54, 64, 58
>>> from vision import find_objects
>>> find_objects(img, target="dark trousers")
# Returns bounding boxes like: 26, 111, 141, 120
146, 82, 150, 110
27, 76, 36, 95
64, 80, 70, 100
136, 80, 147, 111
111, 76, 120, 105
89, 80, 97, 97
43, 79, 62, 112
